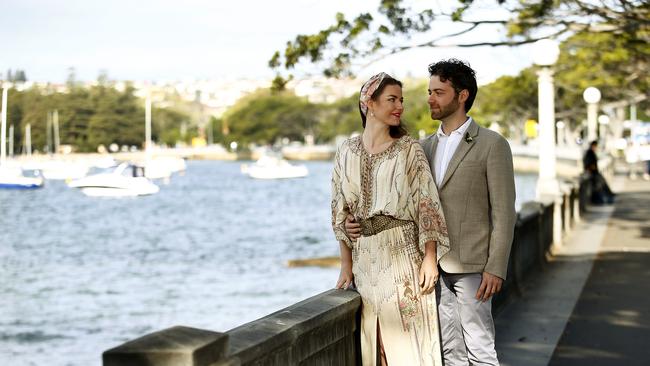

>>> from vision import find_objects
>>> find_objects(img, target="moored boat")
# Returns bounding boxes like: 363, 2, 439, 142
67, 162, 159, 197
243, 155, 308, 180
0, 166, 44, 189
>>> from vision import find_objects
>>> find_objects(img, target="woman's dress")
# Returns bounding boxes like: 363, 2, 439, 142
331, 135, 450, 365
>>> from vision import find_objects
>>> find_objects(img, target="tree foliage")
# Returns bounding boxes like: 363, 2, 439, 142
316, 93, 362, 142
554, 31, 649, 120
222, 90, 320, 146
3, 84, 193, 153
472, 67, 538, 127
271, 0, 648, 80
471, 30, 649, 131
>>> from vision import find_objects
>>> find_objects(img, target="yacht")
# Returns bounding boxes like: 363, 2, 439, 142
67, 162, 159, 197
0, 166, 44, 189
242, 155, 308, 180
0, 85, 44, 189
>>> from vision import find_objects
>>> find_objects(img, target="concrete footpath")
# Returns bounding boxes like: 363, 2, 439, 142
495, 176, 650, 366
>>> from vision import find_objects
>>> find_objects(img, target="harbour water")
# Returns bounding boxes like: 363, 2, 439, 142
1, 160, 537, 366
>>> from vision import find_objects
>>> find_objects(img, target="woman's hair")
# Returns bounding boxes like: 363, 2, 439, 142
358, 76, 408, 138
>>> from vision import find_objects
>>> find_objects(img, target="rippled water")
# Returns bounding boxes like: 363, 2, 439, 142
1, 160, 537, 365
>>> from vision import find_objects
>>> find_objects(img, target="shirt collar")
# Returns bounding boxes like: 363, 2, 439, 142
436, 116, 472, 138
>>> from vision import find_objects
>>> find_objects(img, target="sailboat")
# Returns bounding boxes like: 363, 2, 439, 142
0, 83, 44, 189
41, 110, 89, 180
138, 92, 186, 179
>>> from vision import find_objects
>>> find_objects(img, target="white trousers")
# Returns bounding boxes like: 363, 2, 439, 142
436, 272, 499, 366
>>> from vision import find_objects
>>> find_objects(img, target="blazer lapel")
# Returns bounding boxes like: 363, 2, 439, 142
439, 121, 479, 189
424, 135, 439, 184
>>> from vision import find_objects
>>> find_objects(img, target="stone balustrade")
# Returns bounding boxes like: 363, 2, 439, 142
103, 177, 590, 366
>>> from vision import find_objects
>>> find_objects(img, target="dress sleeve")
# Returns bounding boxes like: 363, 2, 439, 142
407, 142, 450, 259
331, 145, 353, 248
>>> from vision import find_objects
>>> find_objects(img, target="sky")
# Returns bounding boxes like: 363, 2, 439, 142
0, 0, 539, 85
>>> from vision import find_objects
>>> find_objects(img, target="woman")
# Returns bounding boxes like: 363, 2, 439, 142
331, 72, 450, 365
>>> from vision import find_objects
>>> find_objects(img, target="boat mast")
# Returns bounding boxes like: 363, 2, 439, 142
53, 109, 60, 154
46, 110, 52, 154
1, 84, 8, 166
8, 124, 13, 157
145, 91, 152, 160
25, 123, 32, 156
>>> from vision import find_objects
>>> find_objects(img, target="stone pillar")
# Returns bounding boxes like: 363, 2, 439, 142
536, 67, 562, 248
535, 67, 560, 198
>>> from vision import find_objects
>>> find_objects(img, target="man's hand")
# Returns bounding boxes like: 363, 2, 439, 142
418, 255, 439, 295
475, 272, 503, 302
345, 214, 361, 240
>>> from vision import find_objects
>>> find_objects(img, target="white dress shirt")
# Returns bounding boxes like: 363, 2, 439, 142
434, 117, 472, 186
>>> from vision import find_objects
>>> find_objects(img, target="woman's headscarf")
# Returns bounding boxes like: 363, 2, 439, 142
359, 72, 392, 117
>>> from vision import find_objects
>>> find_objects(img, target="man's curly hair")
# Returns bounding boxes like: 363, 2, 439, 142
428, 59, 478, 112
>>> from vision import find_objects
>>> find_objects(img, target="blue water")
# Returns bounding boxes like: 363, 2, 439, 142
0, 160, 537, 365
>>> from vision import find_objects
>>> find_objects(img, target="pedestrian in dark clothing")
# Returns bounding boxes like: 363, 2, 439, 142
583, 141, 615, 204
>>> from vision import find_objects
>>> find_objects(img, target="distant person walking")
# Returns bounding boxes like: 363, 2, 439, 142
583, 140, 615, 204
331, 72, 449, 365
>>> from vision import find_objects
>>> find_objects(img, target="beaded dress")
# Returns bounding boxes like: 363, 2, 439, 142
331, 135, 450, 365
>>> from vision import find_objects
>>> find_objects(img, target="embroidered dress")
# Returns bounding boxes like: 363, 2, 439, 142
331, 135, 450, 365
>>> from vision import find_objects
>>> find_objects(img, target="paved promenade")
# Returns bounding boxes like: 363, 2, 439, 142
496, 176, 650, 366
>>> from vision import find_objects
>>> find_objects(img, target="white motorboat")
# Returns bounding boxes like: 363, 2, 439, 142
243, 155, 308, 180
0, 166, 44, 189
67, 163, 159, 197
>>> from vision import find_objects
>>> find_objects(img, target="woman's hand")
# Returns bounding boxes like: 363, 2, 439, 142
336, 261, 354, 290
419, 255, 439, 295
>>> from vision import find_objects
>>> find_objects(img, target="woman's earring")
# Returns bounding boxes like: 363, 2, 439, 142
370, 111, 375, 117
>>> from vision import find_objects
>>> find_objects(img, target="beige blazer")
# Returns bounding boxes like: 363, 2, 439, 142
420, 120, 516, 279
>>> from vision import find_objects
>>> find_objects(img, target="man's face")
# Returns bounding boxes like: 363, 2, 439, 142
427, 75, 462, 121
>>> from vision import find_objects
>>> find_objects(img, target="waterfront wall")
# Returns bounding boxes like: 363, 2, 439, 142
103, 177, 590, 366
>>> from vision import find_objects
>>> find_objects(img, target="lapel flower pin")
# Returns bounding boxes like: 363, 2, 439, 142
464, 132, 474, 143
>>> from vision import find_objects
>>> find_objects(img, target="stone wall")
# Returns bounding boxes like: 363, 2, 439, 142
103, 178, 588, 366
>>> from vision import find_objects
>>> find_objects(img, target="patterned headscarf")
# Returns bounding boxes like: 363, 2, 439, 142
359, 72, 392, 117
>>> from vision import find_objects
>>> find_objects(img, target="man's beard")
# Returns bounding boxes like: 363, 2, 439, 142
430, 97, 460, 121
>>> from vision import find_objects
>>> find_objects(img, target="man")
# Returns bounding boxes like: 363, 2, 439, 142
583, 140, 615, 204
346, 59, 516, 365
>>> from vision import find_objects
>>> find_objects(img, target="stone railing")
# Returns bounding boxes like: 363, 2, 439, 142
103, 178, 590, 366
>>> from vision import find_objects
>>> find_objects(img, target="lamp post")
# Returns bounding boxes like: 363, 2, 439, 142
583, 87, 601, 143
532, 39, 561, 198
598, 114, 610, 143
533, 39, 565, 248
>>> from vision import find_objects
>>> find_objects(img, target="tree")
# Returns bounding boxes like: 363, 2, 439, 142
3, 69, 28, 83
271, 1, 648, 80
554, 31, 649, 121
471, 67, 538, 128
153, 107, 192, 147
223, 90, 320, 146
316, 94, 361, 142
86, 86, 142, 150
462, 30, 649, 136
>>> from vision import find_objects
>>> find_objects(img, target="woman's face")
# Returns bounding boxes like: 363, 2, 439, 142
369, 84, 403, 127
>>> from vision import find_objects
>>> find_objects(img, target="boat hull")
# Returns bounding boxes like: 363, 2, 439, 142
79, 186, 159, 197
0, 169, 44, 189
